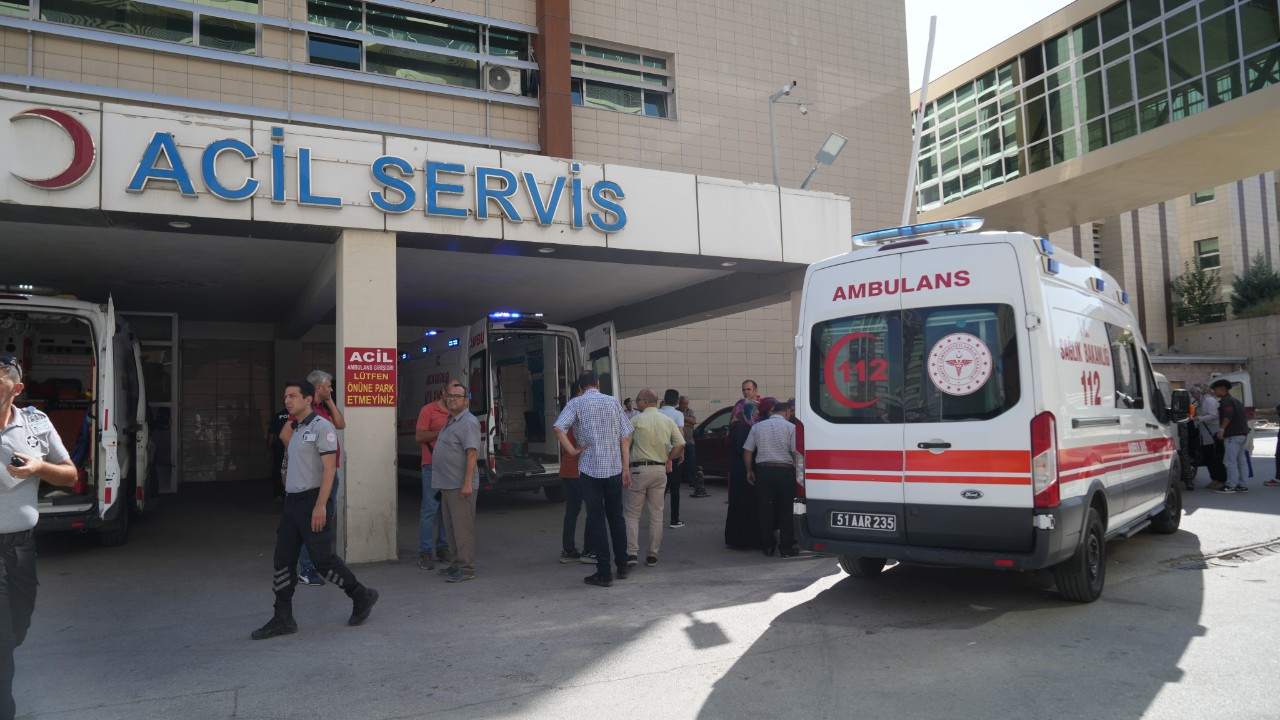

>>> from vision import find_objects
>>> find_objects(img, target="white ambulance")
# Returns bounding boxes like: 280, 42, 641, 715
396, 313, 620, 500
0, 293, 153, 545
794, 218, 1182, 602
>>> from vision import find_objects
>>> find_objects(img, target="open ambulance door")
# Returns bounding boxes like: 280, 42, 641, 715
130, 336, 154, 514
466, 318, 496, 486
584, 322, 622, 398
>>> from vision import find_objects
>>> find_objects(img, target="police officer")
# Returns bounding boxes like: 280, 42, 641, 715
251, 379, 378, 640
0, 355, 78, 720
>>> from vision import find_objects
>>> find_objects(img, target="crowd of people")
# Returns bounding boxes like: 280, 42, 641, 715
1188, 378, 1275, 493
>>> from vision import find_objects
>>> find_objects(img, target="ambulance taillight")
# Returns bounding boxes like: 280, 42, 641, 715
1031, 411, 1060, 508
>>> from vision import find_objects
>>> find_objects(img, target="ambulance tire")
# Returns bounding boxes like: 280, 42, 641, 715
97, 494, 131, 547
1179, 452, 1197, 488
838, 555, 886, 578
1151, 469, 1183, 535
543, 484, 565, 502
1053, 507, 1105, 603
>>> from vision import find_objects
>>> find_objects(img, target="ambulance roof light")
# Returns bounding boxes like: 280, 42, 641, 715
489, 311, 544, 320
1117, 290, 1130, 305
1037, 237, 1054, 256
1042, 257, 1061, 275
447, 338, 460, 347
424, 330, 438, 336
1090, 277, 1106, 293
852, 217, 984, 248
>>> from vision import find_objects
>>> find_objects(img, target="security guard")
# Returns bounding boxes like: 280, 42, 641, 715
251, 379, 378, 640
0, 355, 78, 720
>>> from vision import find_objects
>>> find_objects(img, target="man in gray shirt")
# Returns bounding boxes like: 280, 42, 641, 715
0, 355, 77, 720
432, 380, 481, 583
743, 400, 799, 557
252, 379, 378, 640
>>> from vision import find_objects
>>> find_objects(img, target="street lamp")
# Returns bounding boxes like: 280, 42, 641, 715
800, 132, 848, 190
768, 81, 814, 187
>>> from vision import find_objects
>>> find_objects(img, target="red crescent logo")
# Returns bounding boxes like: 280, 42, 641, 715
9, 107, 98, 190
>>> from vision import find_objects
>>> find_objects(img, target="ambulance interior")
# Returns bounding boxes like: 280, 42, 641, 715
2, 311, 98, 504
489, 330, 578, 476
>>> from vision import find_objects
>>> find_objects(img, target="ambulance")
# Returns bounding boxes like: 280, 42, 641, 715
397, 313, 621, 500
793, 218, 1182, 602
0, 293, 154, 546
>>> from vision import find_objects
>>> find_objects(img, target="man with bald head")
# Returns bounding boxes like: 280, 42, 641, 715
624, 389, 684, 567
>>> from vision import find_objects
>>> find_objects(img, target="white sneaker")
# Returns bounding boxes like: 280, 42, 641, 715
669, 521, 685, 528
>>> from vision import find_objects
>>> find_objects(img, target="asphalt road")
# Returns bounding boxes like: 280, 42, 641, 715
17, 437, 1280, 719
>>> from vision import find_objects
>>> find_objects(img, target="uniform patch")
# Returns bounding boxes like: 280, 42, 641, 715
927, 332, 994, 396
28, 417, 54, 436
26, 435, 39, 448
326, 432, 337, 443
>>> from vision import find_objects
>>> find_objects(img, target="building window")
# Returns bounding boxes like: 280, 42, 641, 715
42, 0, 198, 47
200, 16, 257, 54
1192, 187, 1215, 204
1196, 237, 1221, 270
0, 0, 28, 19
570, 40, 673, 118
304, 0, 530, 91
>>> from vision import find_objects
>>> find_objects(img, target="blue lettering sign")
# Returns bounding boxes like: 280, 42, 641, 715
369, 156, 416, 214
475, 167, 522, 222
297, 147, 341, 208
588, 180, 626, 233
127, 131, 196, 196
201, 138, 259, 202
425, 161, 468, 219
523, 172, 566, 226
270, 127, 286, 204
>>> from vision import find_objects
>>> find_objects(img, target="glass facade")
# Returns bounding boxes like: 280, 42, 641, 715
915, 0, 1280, 212
570, 40, 674, 118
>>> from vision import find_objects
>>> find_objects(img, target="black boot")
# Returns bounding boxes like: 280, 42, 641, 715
348, 586, 379, 626
251, 601, 297, 640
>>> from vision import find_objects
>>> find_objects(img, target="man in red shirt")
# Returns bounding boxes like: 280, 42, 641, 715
415, 387, 452, 569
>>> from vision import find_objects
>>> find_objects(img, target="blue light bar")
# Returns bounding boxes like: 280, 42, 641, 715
447, 338, 460, 347
1042, 257, 1061, 275
400, 353, 409, 360
488, 311, 545, 320
1117, 290, 1129, 304
1090, 277, 1106, 292
852, 217, 984, 247
1037, 237, 1054, 256
424, 330, 438, 336
421, 346, 427, 353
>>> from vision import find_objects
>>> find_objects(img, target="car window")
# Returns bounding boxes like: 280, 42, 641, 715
702, 409, 731, 434
811, 304, 1020, 424
1105, 323, 1143, 409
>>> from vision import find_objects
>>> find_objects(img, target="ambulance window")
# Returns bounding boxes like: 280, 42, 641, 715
809, 312, 903, 424
1105, 324, 1144, 409
902, 304, 1020, 422
468, 350, 487, 416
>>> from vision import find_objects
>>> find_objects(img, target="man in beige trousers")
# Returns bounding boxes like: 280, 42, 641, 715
624, 388, 685, 568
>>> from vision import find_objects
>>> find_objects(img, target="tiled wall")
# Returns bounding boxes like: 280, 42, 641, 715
618, 300, 796, 423
568, 0, 912, 235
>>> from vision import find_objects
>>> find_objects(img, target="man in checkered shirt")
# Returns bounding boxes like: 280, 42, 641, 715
744, 400, 800, 557
554, 370, 633, 587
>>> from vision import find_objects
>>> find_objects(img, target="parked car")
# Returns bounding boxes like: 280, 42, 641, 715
693, 407, 733, 479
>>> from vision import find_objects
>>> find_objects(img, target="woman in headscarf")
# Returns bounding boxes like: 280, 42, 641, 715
724, 398, 762, 549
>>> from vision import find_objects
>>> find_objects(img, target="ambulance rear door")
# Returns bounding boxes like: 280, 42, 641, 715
897, 241, 1036, 552
802, 253, 906, 544
467, 319, 495, 483
583, 322, 622, 398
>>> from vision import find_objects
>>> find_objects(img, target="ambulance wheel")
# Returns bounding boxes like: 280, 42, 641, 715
543, 484, 565, 502
1151, 472, 1183, 535
1054, 507, 1105, 602
1179, 454, 1197, 488
97, 499, 131, 547
838, 555, 886, 578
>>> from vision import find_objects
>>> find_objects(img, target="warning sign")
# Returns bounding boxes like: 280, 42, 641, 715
344, 347, 398, 407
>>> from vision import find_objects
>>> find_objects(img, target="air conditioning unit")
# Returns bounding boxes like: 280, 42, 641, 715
484, 64, 523, 95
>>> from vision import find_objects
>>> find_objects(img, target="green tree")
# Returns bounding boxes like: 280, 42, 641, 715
1229, 252, 1280, 315
1170, 260, 1222, 325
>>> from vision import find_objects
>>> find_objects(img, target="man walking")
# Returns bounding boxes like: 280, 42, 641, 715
433, 380, 481, 583
659, 390, 687, 528
414, 389, 451, 569
0, 356, 77, 720
1211, 379, 1250, 494
744, 400, 800, 557
559, 382, 594, 563
554, 370, 633, 588
624, 389, 685, 568
679, 395, 707, 498
281, 369, 346, 586
252, 379, 377, 640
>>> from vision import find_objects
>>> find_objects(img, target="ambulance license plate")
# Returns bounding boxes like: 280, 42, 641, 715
831, 512, 896, 532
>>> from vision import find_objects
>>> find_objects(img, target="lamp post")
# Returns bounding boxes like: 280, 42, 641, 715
768, 81, 813, 187
800, 132, 849, 190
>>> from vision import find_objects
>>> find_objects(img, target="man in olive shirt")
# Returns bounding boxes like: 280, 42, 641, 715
625, 389, 685, 567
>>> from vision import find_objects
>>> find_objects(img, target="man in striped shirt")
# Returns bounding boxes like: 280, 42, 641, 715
554, 370, 634, 587
744, 400, 799, 557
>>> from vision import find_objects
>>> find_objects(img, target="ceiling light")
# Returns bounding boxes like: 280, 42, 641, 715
720, 261, 738, 267
538, 247, 556, 254
168, 221, 191, 229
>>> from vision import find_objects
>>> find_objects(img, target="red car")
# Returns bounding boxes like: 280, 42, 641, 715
692, 407, 733, 479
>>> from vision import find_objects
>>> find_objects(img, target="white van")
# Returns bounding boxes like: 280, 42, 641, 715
397, 313, 620, 500
0, 294, 153, 545
794, 218, 1182, 602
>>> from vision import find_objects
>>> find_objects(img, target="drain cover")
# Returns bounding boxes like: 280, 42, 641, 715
1163, 539, 1280, 570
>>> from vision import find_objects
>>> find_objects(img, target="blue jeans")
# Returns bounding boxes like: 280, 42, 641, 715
1224, 435, 1249, 488
299, 475, 339, 574
419, 465, 449, 554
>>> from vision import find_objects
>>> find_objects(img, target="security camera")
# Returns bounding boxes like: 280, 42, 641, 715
782, 80, 796, 96
799, 105, 809, 116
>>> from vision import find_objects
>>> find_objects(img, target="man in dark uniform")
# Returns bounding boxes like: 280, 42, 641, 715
0, 355, 78, 720
251, 379, 378, 639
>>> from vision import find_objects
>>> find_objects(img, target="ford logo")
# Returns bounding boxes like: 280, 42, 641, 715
961, 490, 983, 500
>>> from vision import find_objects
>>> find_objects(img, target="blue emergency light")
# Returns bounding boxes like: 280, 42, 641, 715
424, 330, 438, 336
852, 217, 984, 247
489, 311, 544, 320
1037, 237, 1055, 256
448, 338, 460, 347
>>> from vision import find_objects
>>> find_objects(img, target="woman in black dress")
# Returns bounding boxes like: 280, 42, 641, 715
724, 399, 760, 549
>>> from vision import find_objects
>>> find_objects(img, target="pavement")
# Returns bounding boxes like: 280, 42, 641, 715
16, 434, 1280, 720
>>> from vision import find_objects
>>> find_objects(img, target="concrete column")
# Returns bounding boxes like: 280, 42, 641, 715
335, 229, 398, 563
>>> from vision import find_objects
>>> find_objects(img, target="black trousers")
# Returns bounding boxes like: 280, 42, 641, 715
0, 533, 36, 720
755, 466, 796, 552
273, 490, 360, 602
579, 472, 627, 577
1202, 440, 1227, 484
666, 459, 682, 524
